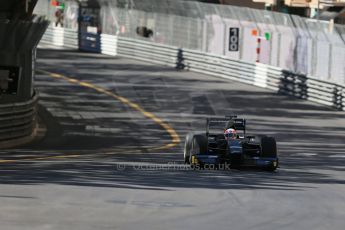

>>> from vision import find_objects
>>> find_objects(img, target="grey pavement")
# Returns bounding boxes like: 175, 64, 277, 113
0, 48, 345, 230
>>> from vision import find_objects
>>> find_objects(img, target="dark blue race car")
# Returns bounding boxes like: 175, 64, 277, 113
184, 116, 279, 171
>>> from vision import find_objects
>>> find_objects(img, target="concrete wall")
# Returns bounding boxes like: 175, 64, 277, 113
0, 19, 48, 103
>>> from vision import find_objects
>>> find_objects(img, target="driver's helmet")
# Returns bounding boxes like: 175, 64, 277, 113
224, 128, 237, 140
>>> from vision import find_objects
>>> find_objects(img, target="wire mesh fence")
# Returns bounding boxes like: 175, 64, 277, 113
34, 0, 345, 85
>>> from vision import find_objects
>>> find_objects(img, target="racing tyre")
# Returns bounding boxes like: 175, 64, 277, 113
184, 133, 194, 164
261, 137, 277, 158
190, 134, 208, 168
261, 136, 278, 171
191, 135, 208, 154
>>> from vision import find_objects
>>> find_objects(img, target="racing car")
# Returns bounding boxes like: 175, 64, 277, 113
184, 116, 279, 171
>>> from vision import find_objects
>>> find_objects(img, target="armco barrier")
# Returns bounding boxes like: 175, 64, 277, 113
34, 0, 345, 84
115, 37, 345, 111
101, 34, 118, 56
41, 26, 78, 49
0, 92, 38, 144
40, 30, 345, 111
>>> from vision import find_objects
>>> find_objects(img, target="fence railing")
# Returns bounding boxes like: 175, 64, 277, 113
35, 0, 345, 85
0, 92, 38, 146
40, 25, 78, 49
39, 27, 345, 111
115, 36, 345, 111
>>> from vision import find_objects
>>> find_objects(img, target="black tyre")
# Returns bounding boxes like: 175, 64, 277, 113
189, 134, 208, 166
184, 133, 194, 164
192, 135, 208, 154
261, 136, 278, 171
261, 136, 277, 158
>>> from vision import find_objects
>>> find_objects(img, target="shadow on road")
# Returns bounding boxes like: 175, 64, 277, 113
0, 147, 344, 191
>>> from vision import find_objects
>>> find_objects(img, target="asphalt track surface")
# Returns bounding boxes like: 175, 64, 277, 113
1, 48, 345, 230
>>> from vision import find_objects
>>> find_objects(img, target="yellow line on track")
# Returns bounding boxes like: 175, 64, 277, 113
43, 70, 180, 150
0, 70, 181, 164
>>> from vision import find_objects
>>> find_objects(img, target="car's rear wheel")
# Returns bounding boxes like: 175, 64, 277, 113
261, 137, 277, 157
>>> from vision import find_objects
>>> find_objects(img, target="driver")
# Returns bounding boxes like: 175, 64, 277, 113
224, 128, 237, 140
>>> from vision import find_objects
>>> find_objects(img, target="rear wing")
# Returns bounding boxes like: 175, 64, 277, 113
206, 116, 246, 136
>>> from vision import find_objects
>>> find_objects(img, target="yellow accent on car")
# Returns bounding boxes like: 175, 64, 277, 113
192, 156, 198, 164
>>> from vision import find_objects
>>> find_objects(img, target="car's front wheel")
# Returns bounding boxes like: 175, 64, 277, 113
261, 136, 278, 171
184, 133, 194, 164
189, 134, 208, 168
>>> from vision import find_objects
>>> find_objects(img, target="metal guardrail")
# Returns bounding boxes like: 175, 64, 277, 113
101, 34, 118, 56
41, 30, 344, 111
41, 26, 78, 49
0, 92, 38, 143
114, 36, 344, 111
34, 0, 345, 84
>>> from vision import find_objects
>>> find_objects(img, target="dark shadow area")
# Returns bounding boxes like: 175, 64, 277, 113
36, 48, 180, 73
0, 195, 37, 199
0, 149, 345, 191
278, 70, 308, 100
333, 86, 344, 111
30, 103, 163, 151
175, 48, 186, 70
136, 26, 153, 38
279, 70, 344, 111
